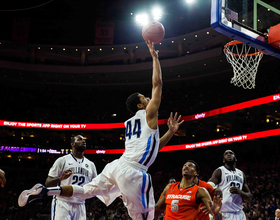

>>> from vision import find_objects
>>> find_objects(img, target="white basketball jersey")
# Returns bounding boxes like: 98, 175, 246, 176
123, 109, 159, 168
48, 154, 97, 204
218, 166, 244, 212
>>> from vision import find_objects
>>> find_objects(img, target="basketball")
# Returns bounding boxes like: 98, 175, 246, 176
142, 21, 165, 44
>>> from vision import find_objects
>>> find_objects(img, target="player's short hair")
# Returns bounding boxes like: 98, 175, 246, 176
126, 92, 141, 114
186, 160, 200, 174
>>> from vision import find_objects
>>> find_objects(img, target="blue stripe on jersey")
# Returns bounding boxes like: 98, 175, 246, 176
138, 135, 152, 164
141, 171, 147, 209
51, 196, 57, 220
146, 174, 152, 208
143, 135, 156, 166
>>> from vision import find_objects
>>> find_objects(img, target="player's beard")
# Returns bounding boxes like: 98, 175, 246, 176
225, 158, 235, 165
76, 144, 86, 152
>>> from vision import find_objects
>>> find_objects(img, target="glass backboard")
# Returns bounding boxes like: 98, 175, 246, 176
211, 0, 280, 58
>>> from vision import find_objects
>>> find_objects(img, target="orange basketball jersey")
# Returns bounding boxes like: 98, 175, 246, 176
164, 182, 200, 220
196, 180, 215, 220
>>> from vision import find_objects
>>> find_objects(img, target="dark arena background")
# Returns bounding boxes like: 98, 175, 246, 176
0, 0, 280, 219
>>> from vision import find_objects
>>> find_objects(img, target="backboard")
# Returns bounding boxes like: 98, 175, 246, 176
211, 0, 280, 59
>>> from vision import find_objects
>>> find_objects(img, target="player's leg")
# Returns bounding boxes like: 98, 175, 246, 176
52, 200, 73, 220
118, 168, 155, 220
48, 194, 86, 220
18, 160, 119, 207
72, 203, 86, 220
51, 196, 57, 220
221, 211, 246, 220
80, 160, 121, 204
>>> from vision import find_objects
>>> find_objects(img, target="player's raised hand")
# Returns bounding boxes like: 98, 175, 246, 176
60, 169, 73, 181
209, 195, 222, 217
146, 40, 159, 59
168, 112, 184, 134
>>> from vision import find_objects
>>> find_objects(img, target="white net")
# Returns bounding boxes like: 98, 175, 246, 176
224, 40, 264, 89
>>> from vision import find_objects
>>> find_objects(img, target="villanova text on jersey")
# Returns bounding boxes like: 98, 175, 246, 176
70, 167, 89, 176
225, 174, 243, 185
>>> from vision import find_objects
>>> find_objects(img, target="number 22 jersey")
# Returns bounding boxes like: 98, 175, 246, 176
218, 166, 244, 212
164, 182, 200, 220
48, 153, 97, 204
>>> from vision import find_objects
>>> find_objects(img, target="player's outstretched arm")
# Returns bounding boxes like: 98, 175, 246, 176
155, 183, 170, 217
145, 41, 162, 130
0, 169, 6, 187
159, 112, 184, 150
45, 169, 73, 187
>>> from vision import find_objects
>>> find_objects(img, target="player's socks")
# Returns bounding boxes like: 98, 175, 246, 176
47, 186, 62, 196
72, 185, 85, 197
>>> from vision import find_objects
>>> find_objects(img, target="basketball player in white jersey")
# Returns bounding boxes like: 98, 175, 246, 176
208, 150, 251, 220
39, 135, 97, 220
18, 41, 184, 220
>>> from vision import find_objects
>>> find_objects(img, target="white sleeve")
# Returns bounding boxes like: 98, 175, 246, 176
48, 157, 65, 178
207, 181, 217, 189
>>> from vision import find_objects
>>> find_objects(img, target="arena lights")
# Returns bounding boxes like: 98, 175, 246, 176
151, 7, 163, 20
135, 13, 149, 26
186, 0, 195, 3
135, 6, 163, 26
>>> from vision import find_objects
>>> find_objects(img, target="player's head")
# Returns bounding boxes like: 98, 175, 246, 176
71, 135, 86, 152
223, 149, 237, 165
168, 178, 176, 184
182, 160, 200, 178
126, 93, 150, 114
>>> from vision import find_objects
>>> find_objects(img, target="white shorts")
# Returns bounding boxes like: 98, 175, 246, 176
221, 211, 246, 220
76, 157, 155, 220
51, 197, 86, 220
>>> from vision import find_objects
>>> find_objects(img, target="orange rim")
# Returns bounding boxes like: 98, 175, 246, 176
224, 40, 264, 57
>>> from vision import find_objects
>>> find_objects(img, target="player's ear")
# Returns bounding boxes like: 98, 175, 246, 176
137, 103, 144, 109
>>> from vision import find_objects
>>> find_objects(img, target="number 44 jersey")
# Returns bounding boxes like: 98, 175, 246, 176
123, 110, 160, 168
218, 166, 244, 212
48, 153, 97, 204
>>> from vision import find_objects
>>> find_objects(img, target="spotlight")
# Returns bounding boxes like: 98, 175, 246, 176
135, 13, 149, 26
152, 7, 162, 20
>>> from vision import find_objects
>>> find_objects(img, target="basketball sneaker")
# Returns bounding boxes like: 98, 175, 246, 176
18, 183, 48, 207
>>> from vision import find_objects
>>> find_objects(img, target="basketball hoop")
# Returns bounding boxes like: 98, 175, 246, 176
224, 40, 264, 89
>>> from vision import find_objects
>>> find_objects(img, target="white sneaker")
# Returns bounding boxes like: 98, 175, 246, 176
18, 183, 48, 207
